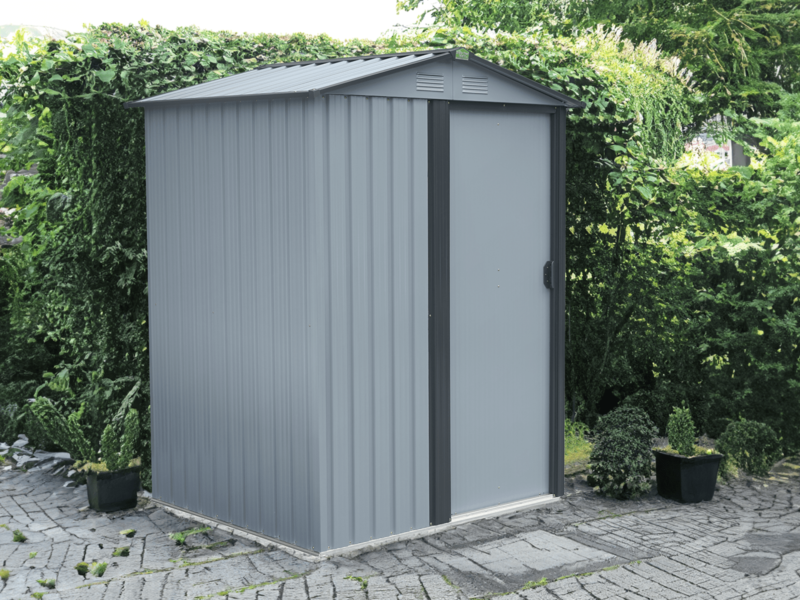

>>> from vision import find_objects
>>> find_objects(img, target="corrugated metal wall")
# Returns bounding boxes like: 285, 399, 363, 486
145, 94, 429, 552
317, 96, 430, 550
145, 99, 320, 550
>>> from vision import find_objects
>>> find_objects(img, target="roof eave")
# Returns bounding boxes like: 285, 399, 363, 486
123, 90, 313, 109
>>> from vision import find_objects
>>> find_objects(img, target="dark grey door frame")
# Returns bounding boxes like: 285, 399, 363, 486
427, 101, 567, 526
428, 99, 451, 527
549, 107, 567, 497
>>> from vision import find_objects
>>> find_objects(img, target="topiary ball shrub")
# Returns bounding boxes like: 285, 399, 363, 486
588, 406, 658, 499
666, 405, 696, 457
716, 419, 782, 477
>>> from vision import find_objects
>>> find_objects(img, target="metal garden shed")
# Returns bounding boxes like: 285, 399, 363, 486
126, 47, 584, 556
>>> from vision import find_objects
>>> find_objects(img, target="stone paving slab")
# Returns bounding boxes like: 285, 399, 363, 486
2, 463, 800, 599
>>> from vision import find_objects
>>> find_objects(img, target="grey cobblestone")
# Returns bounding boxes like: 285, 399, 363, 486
3, 467, 800, 599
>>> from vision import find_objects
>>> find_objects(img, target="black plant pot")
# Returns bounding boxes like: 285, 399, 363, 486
654, 450, 723, 504
87, 467, 141, 512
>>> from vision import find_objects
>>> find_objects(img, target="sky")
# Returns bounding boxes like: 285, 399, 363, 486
1, 0, 427, 41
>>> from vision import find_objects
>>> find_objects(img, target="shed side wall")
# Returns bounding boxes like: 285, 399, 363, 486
145, 100, 320, 551
317, 96, 429, 550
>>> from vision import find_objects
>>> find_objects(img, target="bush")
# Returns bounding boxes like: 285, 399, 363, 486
666, 406, 696, 457
716, 419, 783, 477
588, 406, 658, 499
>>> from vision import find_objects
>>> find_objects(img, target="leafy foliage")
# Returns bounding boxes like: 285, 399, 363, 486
586, 0, 800, 119
716, 419, 783, 476
588, 406, 657, 498
609, 107, 800, 449
120, 408, 140, 468
30, 397, 94, 461
666, 406, 696, 457
100, 407, 140, 471
12, 529, 26, 542
100, 424, 121, 472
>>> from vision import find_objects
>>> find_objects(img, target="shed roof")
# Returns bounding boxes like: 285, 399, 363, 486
125, 48, 584, 109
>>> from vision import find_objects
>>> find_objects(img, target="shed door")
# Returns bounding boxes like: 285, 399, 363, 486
449, 104, 551, 515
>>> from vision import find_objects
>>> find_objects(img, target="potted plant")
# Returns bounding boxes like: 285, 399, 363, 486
79, 409, 142, 512
30, 397, 143, 511
654, 406, 722, 503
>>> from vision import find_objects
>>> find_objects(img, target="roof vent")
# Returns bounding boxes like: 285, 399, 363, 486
417, 73, 444, 93
462, 76, 488, 95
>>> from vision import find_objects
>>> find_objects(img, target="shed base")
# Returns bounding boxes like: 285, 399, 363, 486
152, 493, 559, 562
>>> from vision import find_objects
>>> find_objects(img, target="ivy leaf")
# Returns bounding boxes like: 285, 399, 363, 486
635, 185, 654, 200
95, 70, 117, 83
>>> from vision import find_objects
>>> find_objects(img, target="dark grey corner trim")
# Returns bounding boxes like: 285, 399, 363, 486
549, 107, 567, 497
428, 99, 451, 526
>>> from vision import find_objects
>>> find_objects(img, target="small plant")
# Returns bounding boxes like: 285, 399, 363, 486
75, 562, 89, 576
0, 523, 9, 529
588, 406, 658, 499
120, 529, 136, 538
520, 577, 548, 590
169, 526, 211, 546
666, 405, 696, 457
29, 551, 38, 558
32, 593, 45, 600
12, 529, 27, 543
112, 547, 130, 557
716, 419, 783, 477
90, 562, 107, 577
344, 575, 368, 590
37, 579, 56, 589
0, 568, 9, 581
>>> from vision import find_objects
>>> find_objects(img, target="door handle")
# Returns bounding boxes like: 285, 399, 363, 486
543, 260, 555, 290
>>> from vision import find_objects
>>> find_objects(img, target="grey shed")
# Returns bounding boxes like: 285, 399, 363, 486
126, 47, 583, 555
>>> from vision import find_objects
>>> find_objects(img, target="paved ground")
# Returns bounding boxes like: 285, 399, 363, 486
2, 459, 800, 600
